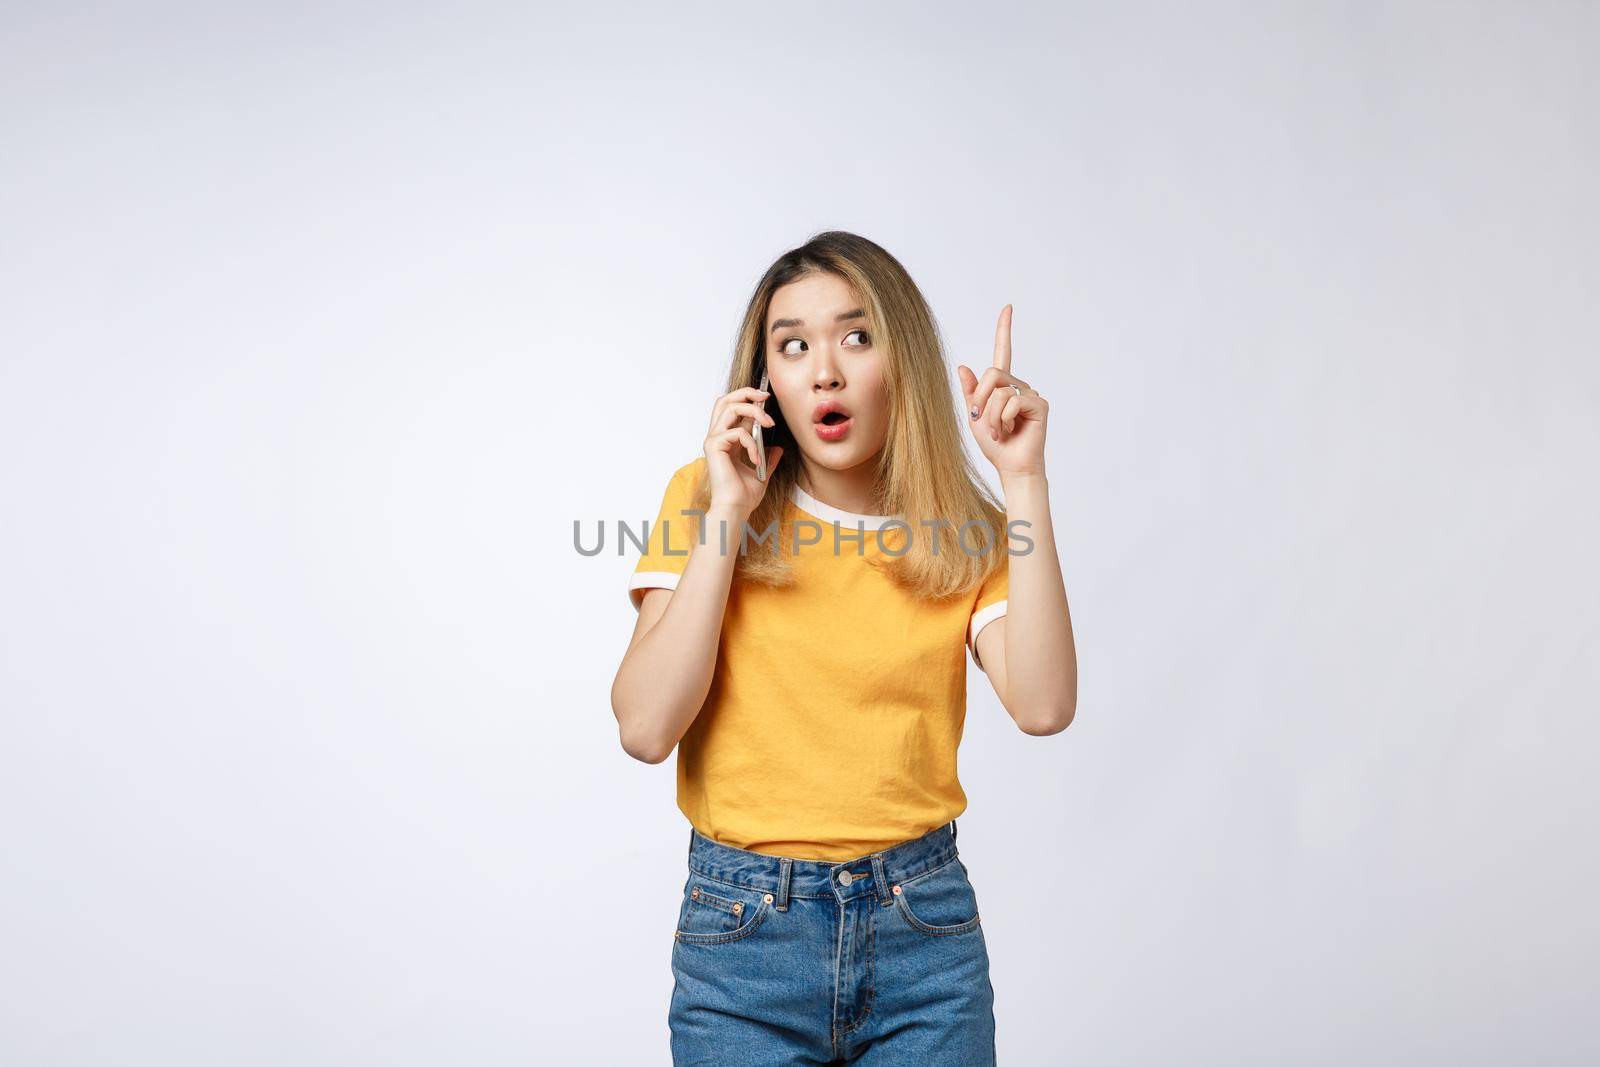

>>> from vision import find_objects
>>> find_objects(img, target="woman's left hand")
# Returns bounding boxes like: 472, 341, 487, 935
957, 304, 1048, 476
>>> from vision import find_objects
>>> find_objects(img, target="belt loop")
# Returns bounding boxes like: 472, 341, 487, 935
871, 854, 892, 905
775, 857, 792, 911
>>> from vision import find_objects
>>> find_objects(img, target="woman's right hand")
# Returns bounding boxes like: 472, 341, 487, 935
703, 385, 783, 516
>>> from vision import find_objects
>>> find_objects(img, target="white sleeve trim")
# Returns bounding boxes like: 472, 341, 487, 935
967, 599, 1009, 671
628, 570, 682, 610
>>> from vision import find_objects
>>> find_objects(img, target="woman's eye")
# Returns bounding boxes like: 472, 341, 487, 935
777, 329, 869, 356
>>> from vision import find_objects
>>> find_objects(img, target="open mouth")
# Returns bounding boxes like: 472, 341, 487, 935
813, 410, 853, 441
812, 400, 853, 441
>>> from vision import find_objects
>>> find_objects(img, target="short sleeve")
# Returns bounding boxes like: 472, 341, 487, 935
968, 551, 1009, 671
627, 459, 704, 611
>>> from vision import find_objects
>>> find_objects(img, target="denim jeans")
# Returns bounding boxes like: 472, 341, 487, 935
668, 819, 997, 1065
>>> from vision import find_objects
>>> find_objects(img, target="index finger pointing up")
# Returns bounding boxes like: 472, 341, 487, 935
993, 304, 1013, 373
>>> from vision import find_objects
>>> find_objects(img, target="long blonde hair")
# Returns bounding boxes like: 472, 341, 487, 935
687, 230, 1007, 601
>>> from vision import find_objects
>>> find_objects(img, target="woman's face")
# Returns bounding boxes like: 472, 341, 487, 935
763, 272, 889, 474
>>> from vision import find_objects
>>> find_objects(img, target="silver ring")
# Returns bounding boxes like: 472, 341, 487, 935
1009, 383, 1023, 397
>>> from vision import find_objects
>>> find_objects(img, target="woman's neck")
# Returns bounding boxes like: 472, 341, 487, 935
795, 460, 882, 517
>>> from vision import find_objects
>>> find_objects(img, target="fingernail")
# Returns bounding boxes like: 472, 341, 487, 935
970, 406, 979, 419
990, 429, 998, 441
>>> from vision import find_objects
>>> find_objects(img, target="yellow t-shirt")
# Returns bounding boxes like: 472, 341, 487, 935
627, 457, 1009, 861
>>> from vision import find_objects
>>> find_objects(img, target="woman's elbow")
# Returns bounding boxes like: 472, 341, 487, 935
623, 735, 672, 764
611, 682, 665, 763
1017, 701, 1075, 736
614, 710, 672, 764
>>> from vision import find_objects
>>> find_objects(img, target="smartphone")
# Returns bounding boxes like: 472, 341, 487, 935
753, 368, 770, 481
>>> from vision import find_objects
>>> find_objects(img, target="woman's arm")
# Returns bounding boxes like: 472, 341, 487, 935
960, 304, 1078, 735
611, 500, 751, 764
974, 470, 1077, 734
612, 383, 780, 764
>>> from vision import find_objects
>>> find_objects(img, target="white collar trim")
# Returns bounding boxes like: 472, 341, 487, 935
789, 483, 904, 531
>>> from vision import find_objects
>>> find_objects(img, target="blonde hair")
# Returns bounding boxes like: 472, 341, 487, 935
686, 230, 1007, 601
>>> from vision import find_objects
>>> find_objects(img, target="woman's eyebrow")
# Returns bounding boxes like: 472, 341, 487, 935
769, 308, 867, 334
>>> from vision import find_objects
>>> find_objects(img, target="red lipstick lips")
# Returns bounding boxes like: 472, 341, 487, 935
812, 399, 853, 442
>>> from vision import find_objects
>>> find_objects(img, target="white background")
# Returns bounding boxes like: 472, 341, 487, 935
3, 2, 1596, 1064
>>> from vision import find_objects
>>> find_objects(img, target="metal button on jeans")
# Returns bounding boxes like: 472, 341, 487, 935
838, 870, 854, 886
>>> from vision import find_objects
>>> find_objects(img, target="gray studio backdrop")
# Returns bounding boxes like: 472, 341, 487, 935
2, 3, 1595, 1065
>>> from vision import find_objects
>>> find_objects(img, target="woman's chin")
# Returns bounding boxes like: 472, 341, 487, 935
794, 440, 881, 470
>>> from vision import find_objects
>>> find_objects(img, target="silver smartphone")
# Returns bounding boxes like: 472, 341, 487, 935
753, 368, 770, 481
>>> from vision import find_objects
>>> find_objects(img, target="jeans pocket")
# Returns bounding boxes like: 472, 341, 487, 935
891, 857, 983, 936
674, 876, 774, 945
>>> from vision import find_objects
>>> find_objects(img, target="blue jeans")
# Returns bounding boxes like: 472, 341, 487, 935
668, 820, 997, 1065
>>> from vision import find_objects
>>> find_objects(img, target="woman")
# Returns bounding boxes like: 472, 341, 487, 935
612, 231, 1077, 1065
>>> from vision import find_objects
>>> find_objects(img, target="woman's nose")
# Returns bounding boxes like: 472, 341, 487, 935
811, 355, 842, 389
